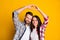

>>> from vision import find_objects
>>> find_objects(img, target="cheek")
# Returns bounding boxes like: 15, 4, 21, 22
32, 21, 38, 24
32, 21, 34, 24
35, 21, 38, 24
36, 21, 38, 25
25, 18, 28, 21
30, 19, 32, 22
28, 18, 32, 22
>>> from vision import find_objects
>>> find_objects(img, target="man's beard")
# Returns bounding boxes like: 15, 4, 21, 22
24, 19, 30, 25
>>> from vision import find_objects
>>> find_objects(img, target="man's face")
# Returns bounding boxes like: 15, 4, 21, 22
25, 14, 32, 24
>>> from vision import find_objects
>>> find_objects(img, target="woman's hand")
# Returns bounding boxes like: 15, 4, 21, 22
34, 5, 40, 11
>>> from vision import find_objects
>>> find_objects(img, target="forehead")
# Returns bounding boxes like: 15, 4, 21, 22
26, 14, 32, 18
33, 17, 37, 20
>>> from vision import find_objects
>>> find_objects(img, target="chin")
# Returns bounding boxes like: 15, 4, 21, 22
26, 21, 30, 23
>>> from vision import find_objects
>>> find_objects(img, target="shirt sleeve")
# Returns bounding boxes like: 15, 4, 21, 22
41, 16, 49, 28
40, 16, 49, 35
40, 16, 49, 40
12, 11, 22, 30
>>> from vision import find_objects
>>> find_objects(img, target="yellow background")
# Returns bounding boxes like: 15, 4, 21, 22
0, 0, 60, 40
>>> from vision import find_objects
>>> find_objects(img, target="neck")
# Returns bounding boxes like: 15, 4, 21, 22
34, 27, 37, 30
25, 24, 29, 27
35, 26, 37, 28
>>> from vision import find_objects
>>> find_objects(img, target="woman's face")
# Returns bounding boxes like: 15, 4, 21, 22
32, 17, 38, 28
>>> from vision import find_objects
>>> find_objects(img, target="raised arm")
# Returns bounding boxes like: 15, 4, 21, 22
35, 6, 49, 40
12, 4, 33, 30
34, 5, 49, 27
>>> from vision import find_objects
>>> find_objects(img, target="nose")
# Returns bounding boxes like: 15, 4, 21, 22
33, 21, 35, 23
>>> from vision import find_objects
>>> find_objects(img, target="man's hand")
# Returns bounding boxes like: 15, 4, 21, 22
25, 4, 40, 10
25, 4, 35, 9
26, 4, 40, 11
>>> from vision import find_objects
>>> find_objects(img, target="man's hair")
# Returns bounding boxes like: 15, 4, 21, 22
24, 12, 33, 24
25, 12, 33, 16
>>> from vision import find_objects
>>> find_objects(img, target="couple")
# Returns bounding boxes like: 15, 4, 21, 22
12, 4, 49, 40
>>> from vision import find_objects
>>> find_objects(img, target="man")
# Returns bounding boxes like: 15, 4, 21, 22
12, 5, 33, 40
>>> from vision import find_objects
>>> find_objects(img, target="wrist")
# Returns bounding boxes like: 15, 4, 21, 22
24, 6, 28, 9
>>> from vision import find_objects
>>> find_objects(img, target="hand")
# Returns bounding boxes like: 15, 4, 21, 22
34, 5, 40, 11
25, 4, 40, 10
25, 4, 34, 9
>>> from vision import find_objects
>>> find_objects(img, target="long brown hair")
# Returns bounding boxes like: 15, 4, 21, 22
30, 15, 42, 40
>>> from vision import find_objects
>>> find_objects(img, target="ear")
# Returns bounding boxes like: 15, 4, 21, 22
24, 16, 26, 19
24, 17, 25, 19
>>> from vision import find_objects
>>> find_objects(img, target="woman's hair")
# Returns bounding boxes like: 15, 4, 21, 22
30, 15, 42, 40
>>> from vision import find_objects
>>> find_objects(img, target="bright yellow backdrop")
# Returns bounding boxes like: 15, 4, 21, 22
0, 0, 60, 40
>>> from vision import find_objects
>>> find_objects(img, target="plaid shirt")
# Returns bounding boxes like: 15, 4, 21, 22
12, 11, 27, 40
40, 16, 49, 40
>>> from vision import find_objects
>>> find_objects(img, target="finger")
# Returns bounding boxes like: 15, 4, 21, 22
29, 4, 34, 7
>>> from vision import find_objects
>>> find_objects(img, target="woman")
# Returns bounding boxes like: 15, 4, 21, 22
30, 6, 49, 40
